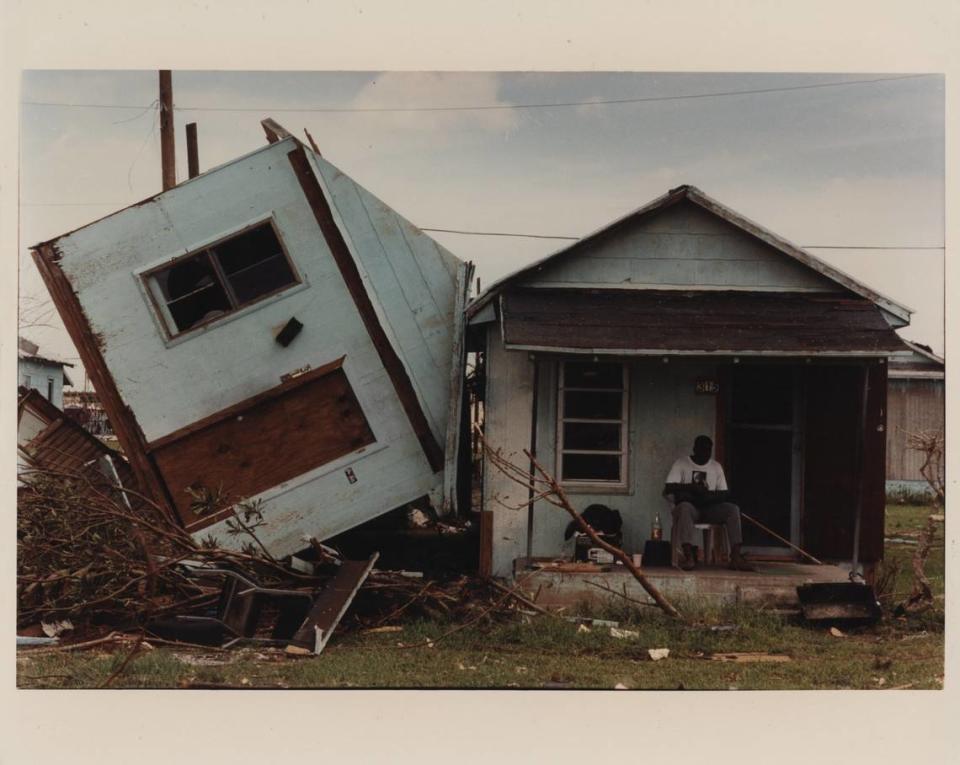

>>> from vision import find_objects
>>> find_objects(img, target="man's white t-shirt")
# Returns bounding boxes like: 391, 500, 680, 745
665, 455, 728, 492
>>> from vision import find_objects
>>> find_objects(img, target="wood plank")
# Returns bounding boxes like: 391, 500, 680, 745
153, 366, 376, 525
31, 244, 176, 520
287, 144, 445, 473
146, 355, 345, 451
287, 553, 379, 654
479, 510, 494, 577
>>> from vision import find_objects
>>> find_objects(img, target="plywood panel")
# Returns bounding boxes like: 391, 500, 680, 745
153, 367, 375, 524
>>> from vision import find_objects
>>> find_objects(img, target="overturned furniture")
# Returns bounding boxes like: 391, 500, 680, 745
32, 123, 473, 557
148, 553, 378, 652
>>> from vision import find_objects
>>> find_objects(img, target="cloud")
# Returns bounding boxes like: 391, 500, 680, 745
340, 71, 521, 136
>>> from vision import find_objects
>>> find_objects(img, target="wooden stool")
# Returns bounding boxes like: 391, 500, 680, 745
670, 520, 731, 567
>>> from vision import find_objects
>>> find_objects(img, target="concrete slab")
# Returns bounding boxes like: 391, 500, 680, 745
512, 559, 850, 610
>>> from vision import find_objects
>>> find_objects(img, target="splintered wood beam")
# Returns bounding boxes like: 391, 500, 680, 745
261, 118, 293, 144
303, 127, 321, 155
287, 553, 379, 655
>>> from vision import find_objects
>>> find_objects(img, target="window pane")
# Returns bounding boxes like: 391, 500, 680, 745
563, 422, 621, 451
561, 453, 621, 482
158, 254, 232, 332
212, 223, 296, 305
564, 362, 622, 389
563, 390, 623, 420
226, 255, 297, 305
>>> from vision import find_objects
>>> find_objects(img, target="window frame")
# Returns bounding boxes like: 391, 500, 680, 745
141, 216, 302, 340
556, 360, 629, 490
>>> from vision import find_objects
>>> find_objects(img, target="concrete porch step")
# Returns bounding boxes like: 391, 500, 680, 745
512, 559, 850, 610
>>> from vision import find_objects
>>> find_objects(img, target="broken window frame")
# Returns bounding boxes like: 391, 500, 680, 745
557, 361, 629, 489
141, 217, 301, 339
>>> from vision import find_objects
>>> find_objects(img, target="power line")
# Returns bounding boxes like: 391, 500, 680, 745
17, 206, 945, 250
19, 74, 933, 114
423, 227, 943, 250
803, 245, 944, 250
421, 227, 578, 241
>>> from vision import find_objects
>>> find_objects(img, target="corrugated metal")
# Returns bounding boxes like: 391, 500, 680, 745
19, 391, 138, 490
501, 288, 908, 355
886, 379, 945, 481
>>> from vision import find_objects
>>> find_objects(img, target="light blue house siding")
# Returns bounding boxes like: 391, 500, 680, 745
36, 135, 470, 556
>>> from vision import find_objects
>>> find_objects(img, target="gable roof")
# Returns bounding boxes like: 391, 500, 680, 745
469, 184, 913, 326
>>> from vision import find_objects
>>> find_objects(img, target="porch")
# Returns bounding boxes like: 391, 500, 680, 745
511, 557, 851, 610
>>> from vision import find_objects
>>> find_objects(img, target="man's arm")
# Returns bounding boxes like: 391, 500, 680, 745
663, 482, 703, 504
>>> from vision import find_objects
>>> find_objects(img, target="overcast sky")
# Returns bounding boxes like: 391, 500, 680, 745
19, 70, 944, 381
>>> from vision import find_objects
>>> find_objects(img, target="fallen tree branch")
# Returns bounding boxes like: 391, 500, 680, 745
476, 426, 681, 619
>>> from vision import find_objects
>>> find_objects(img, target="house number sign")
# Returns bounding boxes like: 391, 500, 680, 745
695, 378, 719, 395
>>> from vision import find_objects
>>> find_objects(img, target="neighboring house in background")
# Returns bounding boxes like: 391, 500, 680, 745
468, 184, 911, 579
63, 390, 114, 438
886, 340, 944, 496
32, 121, 473, 559
18, 336, 73, 409
17, 386, 136, 489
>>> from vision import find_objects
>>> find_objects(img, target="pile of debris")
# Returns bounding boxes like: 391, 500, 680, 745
17, 467, 534, 661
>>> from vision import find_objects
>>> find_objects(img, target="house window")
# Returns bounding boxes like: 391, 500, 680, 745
23, 374, 32, 389
558, 361, 628, 485
145, 220, 298, 336
47, 377, 55, 401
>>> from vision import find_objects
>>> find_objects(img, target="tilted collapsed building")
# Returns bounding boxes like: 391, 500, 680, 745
32, 124, 473, 556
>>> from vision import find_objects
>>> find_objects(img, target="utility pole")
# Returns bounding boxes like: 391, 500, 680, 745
186, 122, 199, 178
159, 70, 176, 190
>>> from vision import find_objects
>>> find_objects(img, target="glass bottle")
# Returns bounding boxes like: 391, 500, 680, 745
651, 512, 663, 541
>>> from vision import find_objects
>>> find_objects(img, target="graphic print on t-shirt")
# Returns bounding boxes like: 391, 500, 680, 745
692, 470, 707, 487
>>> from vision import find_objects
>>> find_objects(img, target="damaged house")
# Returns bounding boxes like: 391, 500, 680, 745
470, 185, 912, 580
32, 125, 473, 557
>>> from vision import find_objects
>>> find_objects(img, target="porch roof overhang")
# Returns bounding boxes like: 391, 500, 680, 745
500, 288, 911, 357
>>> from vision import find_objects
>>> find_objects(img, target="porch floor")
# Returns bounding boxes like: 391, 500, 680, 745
512, 558, 850, 610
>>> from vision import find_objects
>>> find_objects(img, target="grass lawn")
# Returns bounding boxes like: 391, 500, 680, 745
17, 505, 945, 690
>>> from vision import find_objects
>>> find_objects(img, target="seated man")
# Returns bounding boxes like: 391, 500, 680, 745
663, 435, 753, 571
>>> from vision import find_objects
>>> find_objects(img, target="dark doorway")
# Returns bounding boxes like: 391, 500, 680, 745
803, 362, 887, 562
725, 365, 798, 549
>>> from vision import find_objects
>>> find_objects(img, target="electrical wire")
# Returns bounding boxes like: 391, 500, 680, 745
17, 207, 944, 250
20, 73, 934, 114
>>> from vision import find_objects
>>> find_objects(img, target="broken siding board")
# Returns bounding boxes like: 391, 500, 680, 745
288, 554, 378, 654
